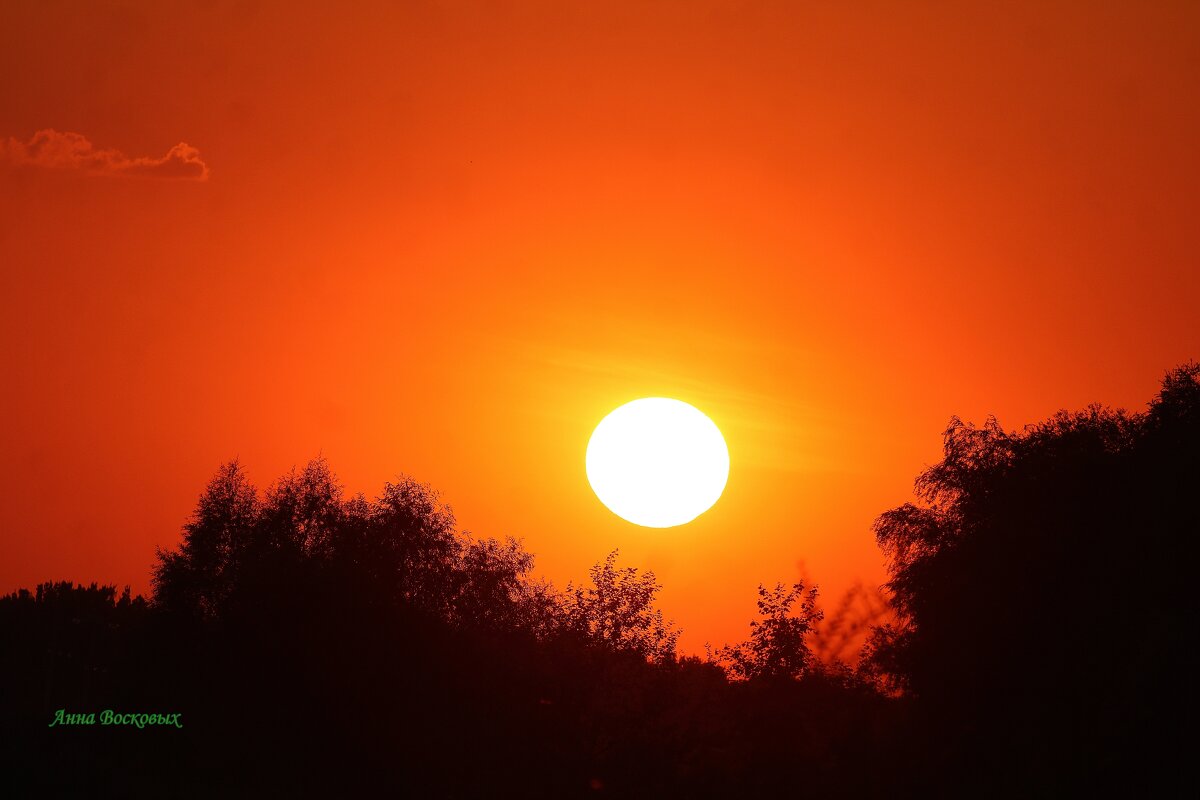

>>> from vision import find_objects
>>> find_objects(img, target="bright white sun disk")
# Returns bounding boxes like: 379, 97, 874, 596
585, 398, 729, 528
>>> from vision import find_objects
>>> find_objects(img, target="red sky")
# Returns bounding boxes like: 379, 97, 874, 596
2, 1, 1198, 653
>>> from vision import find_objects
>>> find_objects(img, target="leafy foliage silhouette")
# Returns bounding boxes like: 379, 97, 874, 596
718, 581, 823, 681
153, 459, 551, 639
866, 362, 1200, 792
563, 550, 680, 662
4, 363, 1196, 796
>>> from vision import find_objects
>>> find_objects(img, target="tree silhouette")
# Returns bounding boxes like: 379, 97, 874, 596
152, 460, 256, 620
151, 458, 550, 638
867, 362, 1200, 792
9, 363, 1197, 796
718, 581, 823, 681
563, 550, 680, 662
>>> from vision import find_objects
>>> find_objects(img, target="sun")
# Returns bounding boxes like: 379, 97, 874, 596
586, 397, 730, 528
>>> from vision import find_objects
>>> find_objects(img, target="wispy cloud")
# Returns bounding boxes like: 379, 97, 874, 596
0, 129, 209, 180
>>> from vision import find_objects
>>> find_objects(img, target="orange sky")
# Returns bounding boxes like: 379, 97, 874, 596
2, 1, 1198, 653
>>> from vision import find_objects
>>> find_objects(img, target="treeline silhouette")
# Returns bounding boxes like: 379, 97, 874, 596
4, 364, 1198, 797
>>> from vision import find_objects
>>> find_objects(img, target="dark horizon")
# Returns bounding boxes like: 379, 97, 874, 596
6, 364, 1198, 796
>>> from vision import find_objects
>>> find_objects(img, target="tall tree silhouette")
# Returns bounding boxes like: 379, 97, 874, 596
152, 459, 549, 636
152, 461, 257, 620
867, 362, 1200, 791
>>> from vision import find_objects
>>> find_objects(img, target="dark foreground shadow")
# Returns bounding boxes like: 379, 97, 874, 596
4, 364, 1198, 798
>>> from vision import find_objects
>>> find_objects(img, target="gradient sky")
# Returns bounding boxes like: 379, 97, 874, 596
2, 1, 1198, 653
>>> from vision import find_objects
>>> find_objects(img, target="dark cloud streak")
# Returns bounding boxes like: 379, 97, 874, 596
0, 129, 209, 180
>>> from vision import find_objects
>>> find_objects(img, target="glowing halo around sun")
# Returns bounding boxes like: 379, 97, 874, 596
585, 398, 730, 528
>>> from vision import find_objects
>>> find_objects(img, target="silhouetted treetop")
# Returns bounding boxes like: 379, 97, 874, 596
153, 461, 257, 620
1, 581, 145, 616
718, 581, 823, 682
1149, 360, 1200, 426
867, 361, 1200, 789
153, 459, 550, 637
563, 550, 681, 662
874, 364, 1200, 625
